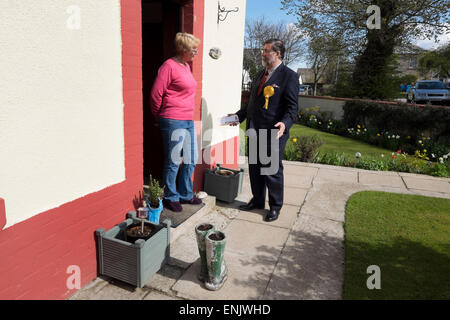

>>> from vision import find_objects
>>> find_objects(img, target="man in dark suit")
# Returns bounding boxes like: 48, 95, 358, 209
230, 38, 299, 222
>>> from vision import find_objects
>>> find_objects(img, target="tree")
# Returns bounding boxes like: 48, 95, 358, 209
244, 17, 304, 83
281, 0, 450, 99
306, 33, 347, 95
419, 43, 450, 80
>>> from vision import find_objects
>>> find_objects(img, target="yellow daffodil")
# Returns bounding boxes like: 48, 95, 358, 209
423, 149, 427, 153
357, 125, 361, 128
377, 133, 380, 136
293, 138, 297, 143
357, 129, 360, 133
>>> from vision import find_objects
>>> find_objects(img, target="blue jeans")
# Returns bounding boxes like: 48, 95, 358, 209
158, 118, 198, 202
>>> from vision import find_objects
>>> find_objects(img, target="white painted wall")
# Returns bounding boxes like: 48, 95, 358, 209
201, 0, 246, 149
0, 0, 125, 228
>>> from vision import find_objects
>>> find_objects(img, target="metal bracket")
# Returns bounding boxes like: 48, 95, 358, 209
218, 2, 239, 24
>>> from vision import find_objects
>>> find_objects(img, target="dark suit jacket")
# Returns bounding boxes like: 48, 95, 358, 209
236, 63, 299, 132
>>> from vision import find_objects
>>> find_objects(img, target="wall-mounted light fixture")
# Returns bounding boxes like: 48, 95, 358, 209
218, 2, 239, 24
209, 47, 222, 60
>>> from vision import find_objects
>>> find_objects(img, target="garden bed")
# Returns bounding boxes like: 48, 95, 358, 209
240, 121, 450, 177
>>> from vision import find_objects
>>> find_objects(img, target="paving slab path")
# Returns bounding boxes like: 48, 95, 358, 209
70, 159, 450, 300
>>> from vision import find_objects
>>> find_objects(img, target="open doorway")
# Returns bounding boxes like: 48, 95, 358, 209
142, 0, 182, 184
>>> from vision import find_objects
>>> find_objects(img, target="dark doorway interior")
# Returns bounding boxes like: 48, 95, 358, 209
142, 0, 181, 184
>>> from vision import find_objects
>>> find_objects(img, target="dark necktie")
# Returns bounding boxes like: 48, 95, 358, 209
257, 70, 269, 96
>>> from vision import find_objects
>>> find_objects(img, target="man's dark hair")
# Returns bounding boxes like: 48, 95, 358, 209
264, 38, 285, 60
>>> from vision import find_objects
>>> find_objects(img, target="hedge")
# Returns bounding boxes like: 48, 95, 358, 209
342, 100, 450, 145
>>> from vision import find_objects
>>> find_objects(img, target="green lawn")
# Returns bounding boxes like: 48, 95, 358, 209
240, 121, 394, 158
344, 191, 450, 299
288, 124, 393, 158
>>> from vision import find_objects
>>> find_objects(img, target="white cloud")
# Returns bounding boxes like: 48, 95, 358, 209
414, 25, 450, 50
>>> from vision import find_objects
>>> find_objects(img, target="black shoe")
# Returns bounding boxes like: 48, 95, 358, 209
163, 199, 183, 212
265, 209, 280, 222
180, 196, 202, 205
239, 201, 264, 211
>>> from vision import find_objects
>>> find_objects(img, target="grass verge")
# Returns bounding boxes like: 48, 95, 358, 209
344, 191, 450, 299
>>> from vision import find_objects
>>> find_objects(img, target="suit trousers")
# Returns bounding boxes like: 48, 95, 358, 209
247, 121, 288, 211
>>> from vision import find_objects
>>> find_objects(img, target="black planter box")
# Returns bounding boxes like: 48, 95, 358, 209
204, 164, 244, 203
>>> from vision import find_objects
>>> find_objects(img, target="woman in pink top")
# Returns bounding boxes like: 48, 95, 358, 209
150, 33, 201, 212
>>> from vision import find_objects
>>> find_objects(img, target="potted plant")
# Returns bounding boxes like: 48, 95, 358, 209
204, 164, 244, 203
144, 174, 164, 224
95, 211, 171, 288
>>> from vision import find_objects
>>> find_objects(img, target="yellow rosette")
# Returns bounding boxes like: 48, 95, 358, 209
263, 86, 274, 110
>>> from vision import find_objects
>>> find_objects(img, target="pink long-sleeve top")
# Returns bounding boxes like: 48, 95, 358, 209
150, 58, 197, 120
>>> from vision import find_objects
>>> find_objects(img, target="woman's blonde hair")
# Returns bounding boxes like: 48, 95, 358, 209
175, 32, 200, 54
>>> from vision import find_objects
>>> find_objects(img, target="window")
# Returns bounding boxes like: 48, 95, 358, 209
409, 57, 417, 69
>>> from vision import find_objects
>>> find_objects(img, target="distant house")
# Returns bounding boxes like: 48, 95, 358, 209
297, 68, 328, 95
297, 68, 325, 86
394, 43, 433, 81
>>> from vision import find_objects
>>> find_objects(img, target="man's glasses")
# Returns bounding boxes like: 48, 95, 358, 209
261, 49, 275, 54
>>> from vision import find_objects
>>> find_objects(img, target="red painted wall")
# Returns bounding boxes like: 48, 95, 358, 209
0, 198, 5, 231
0, 0, 143, 299
184, 0, 240, 191
183, 0, 238, 190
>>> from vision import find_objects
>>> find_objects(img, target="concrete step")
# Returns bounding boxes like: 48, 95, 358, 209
170, 195, 216, 244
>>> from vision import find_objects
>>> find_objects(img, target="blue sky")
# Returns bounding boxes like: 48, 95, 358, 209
244, 0, 306, 69
245, 0, 296, 24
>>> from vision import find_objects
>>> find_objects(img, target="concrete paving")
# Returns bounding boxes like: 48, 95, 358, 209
69, 158, 450, 300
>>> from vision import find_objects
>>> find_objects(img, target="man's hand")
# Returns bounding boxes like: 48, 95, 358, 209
274, 122, 285, 139
227, 113, 240, 126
